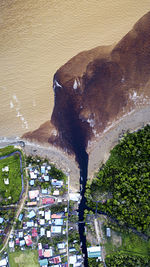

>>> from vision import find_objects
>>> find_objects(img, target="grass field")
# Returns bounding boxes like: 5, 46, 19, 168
105, 230, 150, 257
9, 250, 39, 267
0, 154, 22, 204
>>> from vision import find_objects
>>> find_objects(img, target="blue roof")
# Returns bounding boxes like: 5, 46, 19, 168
42, 189, 48, 194
27, 221, 34, 227
0, 218, 4, 224
28, 210, 36, 219
18, 214, 23, 221
41, 166, 46, 174
52, 219, 63, 226
20, 240, 25, 246
30, 180, 35, 186
44, 176, 49, 182
51, 180, 63, 186
40, 228, 45, 236
39, 259, 48, 266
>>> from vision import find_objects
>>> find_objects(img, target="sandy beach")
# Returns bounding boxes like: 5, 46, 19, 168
88, 105, 150, 179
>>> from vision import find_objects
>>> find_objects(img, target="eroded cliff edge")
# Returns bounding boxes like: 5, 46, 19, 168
23, 11, 150, 165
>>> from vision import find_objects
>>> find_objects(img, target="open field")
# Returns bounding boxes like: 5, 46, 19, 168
9, 250, 39, 267
0, 154, 22, 204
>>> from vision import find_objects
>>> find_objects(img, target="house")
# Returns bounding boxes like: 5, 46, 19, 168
40, 228, 45, 236
87, 246, 102, 259
18, 213, 23, 221
53, 190, 59, 196
52, 219, 63, 226
15, 238, 20, 245
42, 198, 55, 205
38, 249, 43, 258
106, 227, 111, 237
39, 259, 48, 267
46, 230, 51, 238
43, 175, 49, 182
27, 221, 34, 228
30, 180, 35, 186
30, 171, 37, 179
28, 210, 36, 219
44, 249, 52, 258
20, 240, 25, 246
0, 258, 7, 267
9, 240, 14, 248
4, 178, 9, 185
39, 210, 44, 217
0, 218, 4, 224
45, 210, 51, 220
18, 231, 23, 238
40, 219, 45, 225
41, 166, 46, 174
2, 166, 9, 172
27, 201, 37, 206
32, 228, 38, 237
57, 243, 65, 249
38, 243, 42, 250
51, 213, 63, 219
51, 226, 61, 234
42, 189, 48, 194
51, 179, 63, 187
24, 235, 32, 246
49, 256, 61, 265
29, 190, 39, 200
69, 255, 77, 265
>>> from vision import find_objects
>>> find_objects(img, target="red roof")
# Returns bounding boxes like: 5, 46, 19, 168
42, 198, 55, 205
50, 256, 61, 264
32, 228, 38, 237
16, 238, 19, 244
38, 249, 43, 257
24, 235, 32, 246
51, 214, 62, 219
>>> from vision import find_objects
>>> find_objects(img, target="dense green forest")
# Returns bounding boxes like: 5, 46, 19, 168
85, 125, 150, 234
105, 252, 150, 267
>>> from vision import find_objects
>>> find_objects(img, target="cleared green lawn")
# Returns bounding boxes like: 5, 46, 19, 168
0, 154, 22, 204
9, 250, 39, 267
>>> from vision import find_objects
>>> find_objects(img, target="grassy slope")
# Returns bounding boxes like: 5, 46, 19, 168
0, 154, 22, 204
9, 250, 39, 267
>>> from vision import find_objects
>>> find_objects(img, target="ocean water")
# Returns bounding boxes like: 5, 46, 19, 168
0, 0, 149, 137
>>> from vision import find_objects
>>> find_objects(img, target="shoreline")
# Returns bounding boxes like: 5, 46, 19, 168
88, 105, 150, 179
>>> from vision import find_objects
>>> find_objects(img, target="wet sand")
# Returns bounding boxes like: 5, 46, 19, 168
88, 105, 150, 179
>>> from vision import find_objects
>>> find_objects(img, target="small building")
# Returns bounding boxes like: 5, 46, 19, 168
28, 210, 36, 219
0, 258, 7, 267
27, 221, 34, 228
45, 211, 51, 220
9, 240, 14, 249
52, 219, 63, 226
40, 227, 45, 236
2, 166, 9, 172
42, 198, 55, 205
46, 230, 51, 238
40, 219, 45, 225
29, 190, 39, 200
4, 178, 9, 185
24, 235, 32, 246
42, 189, 48, 194
51, 213, 62, 219
43, 175, 49, 182
49, 256, 61, 265
18, 231, 23, 238
69, 193, 80, 202
51, 226, 61, 234
0, 218, 4, 224
106, 227, 111, 237
18, 213, 23, 221
51, 179, 63, 187
41, 166, 46, 174
20, 240, 25, 246
44, 249, 52, 258
38, 249, 43, 258
39, 210, 44, 217
87, 246, 101, 259
15, 238, 20, 245
69, 255, 77, 265
27, 201, 37, 206
53, 190, 59, 196
38, 243, 42, 249
32, 228, 38, 237
30, 180, 35, 186
57, 242, 65, 249
39, 259, 48, 267
30, 172, 37, 179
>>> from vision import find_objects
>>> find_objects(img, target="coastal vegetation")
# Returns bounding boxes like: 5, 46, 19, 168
85, 125, 150, 234
105, 252, 150, 267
